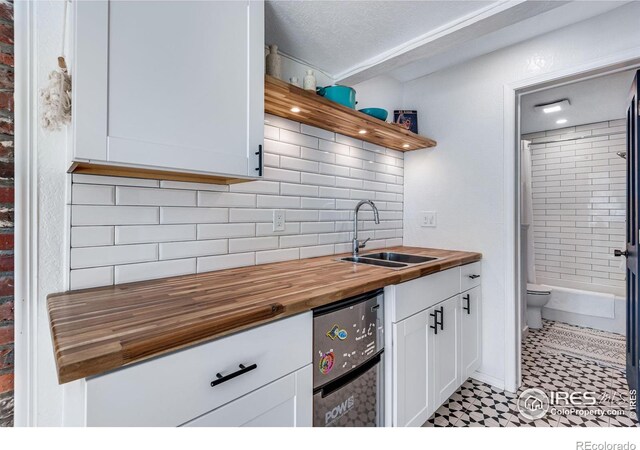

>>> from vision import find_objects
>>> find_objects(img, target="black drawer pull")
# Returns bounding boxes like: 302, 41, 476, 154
211, 363, 257, 387
255, 144, 263, 176
439, 306, 444, 331
468, 274, 480, 279
429, 311, 439, 335
463, 294, 470, 314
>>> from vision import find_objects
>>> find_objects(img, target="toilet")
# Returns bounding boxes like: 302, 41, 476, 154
526, 284, 552, 329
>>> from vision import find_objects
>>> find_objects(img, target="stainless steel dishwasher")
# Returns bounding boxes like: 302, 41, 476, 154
312, 289, 384, 427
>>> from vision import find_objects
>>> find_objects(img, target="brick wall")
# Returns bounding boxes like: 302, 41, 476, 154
68, 114, 403, 289
523, 119, 626, 295
0, 0, 12, 428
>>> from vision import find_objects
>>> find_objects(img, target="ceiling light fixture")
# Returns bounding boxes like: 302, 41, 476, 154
556, 118, 567, 125
358, 129, 367, 134
534, 99, 570, 114
290, 107, 301, 113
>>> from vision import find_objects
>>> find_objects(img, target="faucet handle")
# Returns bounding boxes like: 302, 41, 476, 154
359, 237, 371, 249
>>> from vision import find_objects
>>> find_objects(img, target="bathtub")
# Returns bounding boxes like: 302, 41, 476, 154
540, 285, 626, 335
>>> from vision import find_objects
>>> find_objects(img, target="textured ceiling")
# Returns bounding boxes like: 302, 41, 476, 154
265, 0, 493, 75
521, 70, 636, 134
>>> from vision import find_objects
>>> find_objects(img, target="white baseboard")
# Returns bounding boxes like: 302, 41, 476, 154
521, 325, 529, 341
471, 371, 505, 391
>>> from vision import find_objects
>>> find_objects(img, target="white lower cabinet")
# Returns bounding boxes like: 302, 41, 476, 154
430, 295, 461, 408
392, 310, 431, 427
461, 286, 482, 380
386, 263, 482, 427
183, 365, 312, 427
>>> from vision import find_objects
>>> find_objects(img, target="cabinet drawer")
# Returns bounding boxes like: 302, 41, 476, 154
182, 365, 312, 427
385, 267, 460, 323
460, 261, 482, 292
85, 312, 312, 426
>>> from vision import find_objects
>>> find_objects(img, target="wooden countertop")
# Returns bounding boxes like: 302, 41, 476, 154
47, 246, 481, 384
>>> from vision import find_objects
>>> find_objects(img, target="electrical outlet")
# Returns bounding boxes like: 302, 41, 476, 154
420, 211, 437, 227
273, 209, 285, 232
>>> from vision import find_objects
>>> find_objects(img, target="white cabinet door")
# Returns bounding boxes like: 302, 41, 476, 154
73, 0, 264, 179
392, 310, 433, 427
461, 286, 482, 380
183, 365, 312, 427
430, 295, 461, 409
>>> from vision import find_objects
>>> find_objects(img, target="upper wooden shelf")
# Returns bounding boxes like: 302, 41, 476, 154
264, 75, 436, 152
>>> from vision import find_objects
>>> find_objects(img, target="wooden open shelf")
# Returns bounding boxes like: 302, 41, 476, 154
265, 75, 436, 152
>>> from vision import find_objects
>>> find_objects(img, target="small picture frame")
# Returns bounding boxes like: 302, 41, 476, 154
393, 110, 418, 134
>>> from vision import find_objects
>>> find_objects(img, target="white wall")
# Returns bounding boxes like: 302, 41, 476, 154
34, 0, 69, 426
351, 75, 403, 122
401, 2, 640, 388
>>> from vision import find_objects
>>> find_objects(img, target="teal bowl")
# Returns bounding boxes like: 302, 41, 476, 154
316, 85, 357, 109
358, 108, 388, 121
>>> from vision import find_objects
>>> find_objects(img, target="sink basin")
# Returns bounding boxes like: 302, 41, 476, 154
340, 256, 408, 268
361, 252, 438, 264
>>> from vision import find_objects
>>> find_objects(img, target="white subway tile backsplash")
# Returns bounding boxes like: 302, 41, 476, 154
301, 124, 335, 141
115, 224, 196, 245
160, 239, 227, 260
70, 266, 114, 290
197, 252, 255, 272
71, 244, 157, 269
280, 129, 319, 148
69, 120, 403, 288
255, 248, 300, 265
72, 205, 159, 226
115, 259, 196, 284
198, 223, 255, 239
229, 236, 278, 253
198, 191, 255, 207
523, 119, 625, 293
116, 186, 196, 206
71, 226, 114, 248
72, 184, 115, 205
160, 207, 228, 224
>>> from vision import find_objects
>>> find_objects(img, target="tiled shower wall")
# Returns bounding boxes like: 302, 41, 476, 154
69, 114, 404, 289
523, 119, 626, 295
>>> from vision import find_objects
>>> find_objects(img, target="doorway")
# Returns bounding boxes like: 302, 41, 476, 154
510, 63, 640, 426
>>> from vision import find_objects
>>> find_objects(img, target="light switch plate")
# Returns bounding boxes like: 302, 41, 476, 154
420, 211, 437, 227
273, 209, 285, 231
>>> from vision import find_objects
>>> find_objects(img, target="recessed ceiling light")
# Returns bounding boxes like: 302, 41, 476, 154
402, 144, 410, 149
358, 129, 367, 134
534, 99, 571, 114
556, 118, 567, 125
290, 106, 301, 113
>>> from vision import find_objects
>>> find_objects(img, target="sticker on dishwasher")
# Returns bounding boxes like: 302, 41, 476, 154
319, 351, 335, 375
327, 324, 348, 341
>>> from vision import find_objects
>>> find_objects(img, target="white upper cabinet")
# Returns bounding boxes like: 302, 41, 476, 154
72, 0, 264, 180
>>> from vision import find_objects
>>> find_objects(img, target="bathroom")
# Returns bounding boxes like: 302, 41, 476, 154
517, 69, 635, 425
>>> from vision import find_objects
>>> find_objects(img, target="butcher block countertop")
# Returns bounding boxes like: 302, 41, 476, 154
47, 246, 481, 384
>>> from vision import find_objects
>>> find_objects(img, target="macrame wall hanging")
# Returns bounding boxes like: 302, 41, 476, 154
40, 0, 72, 131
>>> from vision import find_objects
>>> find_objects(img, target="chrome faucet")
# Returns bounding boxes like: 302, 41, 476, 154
353, 200, 380, 257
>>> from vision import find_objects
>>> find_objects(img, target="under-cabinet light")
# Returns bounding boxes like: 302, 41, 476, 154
402, 144, 410, 149
290, 107, 301, 113
534, 99, 570, 114
556, 118, 567, 125
358, 129, 367, 134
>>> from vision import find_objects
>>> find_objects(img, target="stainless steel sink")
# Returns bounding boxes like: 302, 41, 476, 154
340, 256, 408, 268
361, 252, 438, 264
339, 252, 439, 269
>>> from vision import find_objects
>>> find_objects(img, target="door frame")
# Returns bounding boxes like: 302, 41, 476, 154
503, 46, 640, 393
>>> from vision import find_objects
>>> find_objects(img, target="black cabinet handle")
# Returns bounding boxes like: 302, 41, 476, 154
255, 144, 263, 177
468, 274, 480, 279
210, 363, 257, 387
463, 294, 470, 314
429, 311, 438, 335
614, 249, 629, 257
439, 306, 444, 331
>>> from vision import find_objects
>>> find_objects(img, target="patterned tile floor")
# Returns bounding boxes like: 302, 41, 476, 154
424, 320, 638, 427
